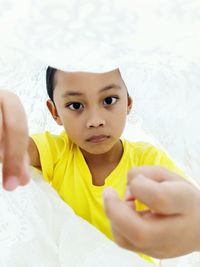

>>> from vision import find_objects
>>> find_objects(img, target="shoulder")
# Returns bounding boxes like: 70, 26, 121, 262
123, 139, 186, 177
31, 131, 72, 157
31, 130, 68, 146
123, 139, 167, 164
123, 139, 160, 154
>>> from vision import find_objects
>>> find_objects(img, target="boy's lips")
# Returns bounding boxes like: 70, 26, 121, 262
86, 134, 110, 143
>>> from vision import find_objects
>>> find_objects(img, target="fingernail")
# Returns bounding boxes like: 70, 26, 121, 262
125, 187, 131, 199
103, 187, 116, 200
125, 187, 136, 201
4, 176, 19, 191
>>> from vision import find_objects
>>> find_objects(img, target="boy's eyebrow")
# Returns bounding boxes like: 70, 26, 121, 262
62, 91, 84, 97
62, 83, 121, 98
99, 83, 122, 92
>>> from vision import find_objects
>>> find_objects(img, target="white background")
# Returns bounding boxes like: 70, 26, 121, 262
0, 0, 200, 182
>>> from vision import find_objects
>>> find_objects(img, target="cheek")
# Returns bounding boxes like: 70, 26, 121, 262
63, 116, 83, 140
111, 104, 128, 121
64, 120, 79, 133
109, 109, 127, 132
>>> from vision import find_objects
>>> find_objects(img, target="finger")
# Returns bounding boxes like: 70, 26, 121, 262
112, 214, 185, 259
103, 187, 183, 257
18, 154, 30, 186
0, 108, 2, 142
125, 186, 136, 201
0, 110, 3, 160
1, 92, 29, 190
110, 223, 136, 251
103, 187, 149, 248
128, 166, 182, 185
111, 222, 164, 259
128, 174, 193, 214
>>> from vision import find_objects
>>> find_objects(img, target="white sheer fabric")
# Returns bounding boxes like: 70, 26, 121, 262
0, 168, 200, 267
0, 0, 200, 266
0, 167, 156, 267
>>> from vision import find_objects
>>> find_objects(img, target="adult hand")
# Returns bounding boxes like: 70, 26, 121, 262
103, 166, 200, 258
0, 90, 30, 191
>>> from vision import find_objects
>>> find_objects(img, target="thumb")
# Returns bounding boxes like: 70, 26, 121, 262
103, 187, 122, 219
103, 187, 148, 245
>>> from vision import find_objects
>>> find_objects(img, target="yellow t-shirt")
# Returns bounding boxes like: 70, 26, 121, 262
31, 131, 187, 264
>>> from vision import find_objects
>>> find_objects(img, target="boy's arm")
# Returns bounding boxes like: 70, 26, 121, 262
28, 137, 41, 169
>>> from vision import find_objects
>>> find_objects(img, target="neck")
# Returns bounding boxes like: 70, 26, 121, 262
81, 140, 123, 167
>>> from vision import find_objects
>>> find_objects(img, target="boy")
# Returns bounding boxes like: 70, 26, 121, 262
0, 67, 187, 263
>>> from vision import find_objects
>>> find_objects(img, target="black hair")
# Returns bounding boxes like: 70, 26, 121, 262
46, 66, 129, 101
46, 66, 57, 102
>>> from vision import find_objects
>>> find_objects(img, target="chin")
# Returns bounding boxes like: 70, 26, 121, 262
82, 144, 113, 155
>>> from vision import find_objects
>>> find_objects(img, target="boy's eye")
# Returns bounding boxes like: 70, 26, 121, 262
103, 96, 118, 106
67, 102, 84, 110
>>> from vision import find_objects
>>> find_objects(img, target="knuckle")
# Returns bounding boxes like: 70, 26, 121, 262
129, 174, 143, 190
154, 165, 165, 174
128, 167, 143, 179
152, 189, 168, 209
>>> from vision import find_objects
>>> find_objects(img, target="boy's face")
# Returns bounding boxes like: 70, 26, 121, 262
47, 69, 132, 155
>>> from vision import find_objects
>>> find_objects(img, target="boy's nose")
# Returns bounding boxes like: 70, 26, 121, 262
86, 113, 105, 128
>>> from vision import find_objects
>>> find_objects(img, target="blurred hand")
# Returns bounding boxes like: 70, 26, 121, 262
0, 90, 30, 191
103, 166, 200, 258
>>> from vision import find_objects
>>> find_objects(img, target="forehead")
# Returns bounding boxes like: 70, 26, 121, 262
54, 69, 123, 90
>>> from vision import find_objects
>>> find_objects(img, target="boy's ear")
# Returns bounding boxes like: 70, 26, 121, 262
127, 95, 133, 114
46, 100, 63, 125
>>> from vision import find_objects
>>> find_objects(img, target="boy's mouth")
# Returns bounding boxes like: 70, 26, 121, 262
86, 135, 110, 143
